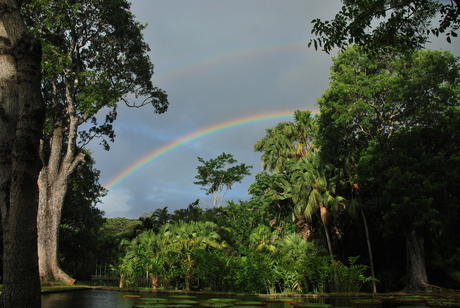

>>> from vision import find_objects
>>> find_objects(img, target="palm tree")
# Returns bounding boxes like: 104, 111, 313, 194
136, 206, 171, 233
171, 200, 202, 222
160, 220, 229, 290
247, 225, 278, 293
151, 206, 171, 230
287, 152, 344, 257
136, 215, 155, 233
254, 110, 316, 172
249, 225, 277, 255
254, 110, 318, 239
255, 110, 345, 250
118, 229, 166, 288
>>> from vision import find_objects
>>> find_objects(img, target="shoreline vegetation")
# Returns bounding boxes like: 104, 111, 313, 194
19, 281, 459, 297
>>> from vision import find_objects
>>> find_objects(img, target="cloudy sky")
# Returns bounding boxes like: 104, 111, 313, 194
88, 1, 459, 219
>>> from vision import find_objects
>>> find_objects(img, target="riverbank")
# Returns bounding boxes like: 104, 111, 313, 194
83, 285, 460, 298
3, 282, 457, 297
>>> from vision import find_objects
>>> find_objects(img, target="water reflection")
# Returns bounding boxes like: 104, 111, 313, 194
41, 290, 371, 308
41, 290, 135, 308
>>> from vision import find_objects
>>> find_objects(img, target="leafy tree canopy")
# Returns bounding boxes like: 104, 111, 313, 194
20, 0, 169, 283
310, 0, 460, 53
194, 152, 252, 207
317, 45, 460, 290
22, 0, 169, 149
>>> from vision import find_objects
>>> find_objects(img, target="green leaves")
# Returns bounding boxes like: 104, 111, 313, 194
118, 220, 230, 289
194, 152, 252, 207
22, 0, 169, 150
309, 0, 453, 53
254, 110, 316, 172
317, 46, 460, 289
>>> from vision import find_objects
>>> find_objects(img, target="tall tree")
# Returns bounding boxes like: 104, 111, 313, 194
282, 153, 345, 256
254, 110, 328, 242
194, 153, 252, 207
20, 0, 168, 283
309, 0, 460, 53
317, 45, 460, 290
0, 0, 44, 306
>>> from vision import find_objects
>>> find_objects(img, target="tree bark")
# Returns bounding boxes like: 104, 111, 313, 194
0, 0, 44, 306
404, 225, 429, 291
151, 275, 159, 290
37, 169, 76, 284
37, 128, 84, 284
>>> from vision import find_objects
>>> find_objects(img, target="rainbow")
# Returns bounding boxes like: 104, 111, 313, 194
155, 41, 310, 85
104, 110, 304, 190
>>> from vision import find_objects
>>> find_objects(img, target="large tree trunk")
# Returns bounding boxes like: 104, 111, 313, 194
405, 225, 429, 291
37, 169, 76, 284
37, 127, 84, 283
0, 1, 44, 306
36, 74, 85, 284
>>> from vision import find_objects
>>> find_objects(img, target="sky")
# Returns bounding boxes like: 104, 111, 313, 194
88, 1, 460, 219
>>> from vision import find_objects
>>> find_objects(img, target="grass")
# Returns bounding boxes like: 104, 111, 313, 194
0, 282, 91, 294
41, 285, 91, 293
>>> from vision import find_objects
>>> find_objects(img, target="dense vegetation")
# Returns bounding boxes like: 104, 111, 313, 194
3, 45, 456, 294
61, 47, 460, 294
113, 208, 373, 294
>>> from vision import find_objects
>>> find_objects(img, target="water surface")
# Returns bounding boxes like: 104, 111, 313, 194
41, 289, 135, 308
41, 289, 374, 308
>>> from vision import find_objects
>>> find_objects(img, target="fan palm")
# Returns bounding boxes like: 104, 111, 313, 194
118, 229, 166, 288
288, 152, 344, 257
254, 110, 316, 172
249, 224, 277, 255
160, 220, 229, 290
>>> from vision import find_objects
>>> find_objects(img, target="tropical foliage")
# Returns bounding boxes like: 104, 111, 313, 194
13, 45, 454, 294
5, 7, 457, 292
108, 46, 460, 292
317, 46, 460, 291
116, 219, 372, 293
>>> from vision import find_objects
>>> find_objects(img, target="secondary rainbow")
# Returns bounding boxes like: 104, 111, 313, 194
156, 41, 309, 85
104, 110, 300, 190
